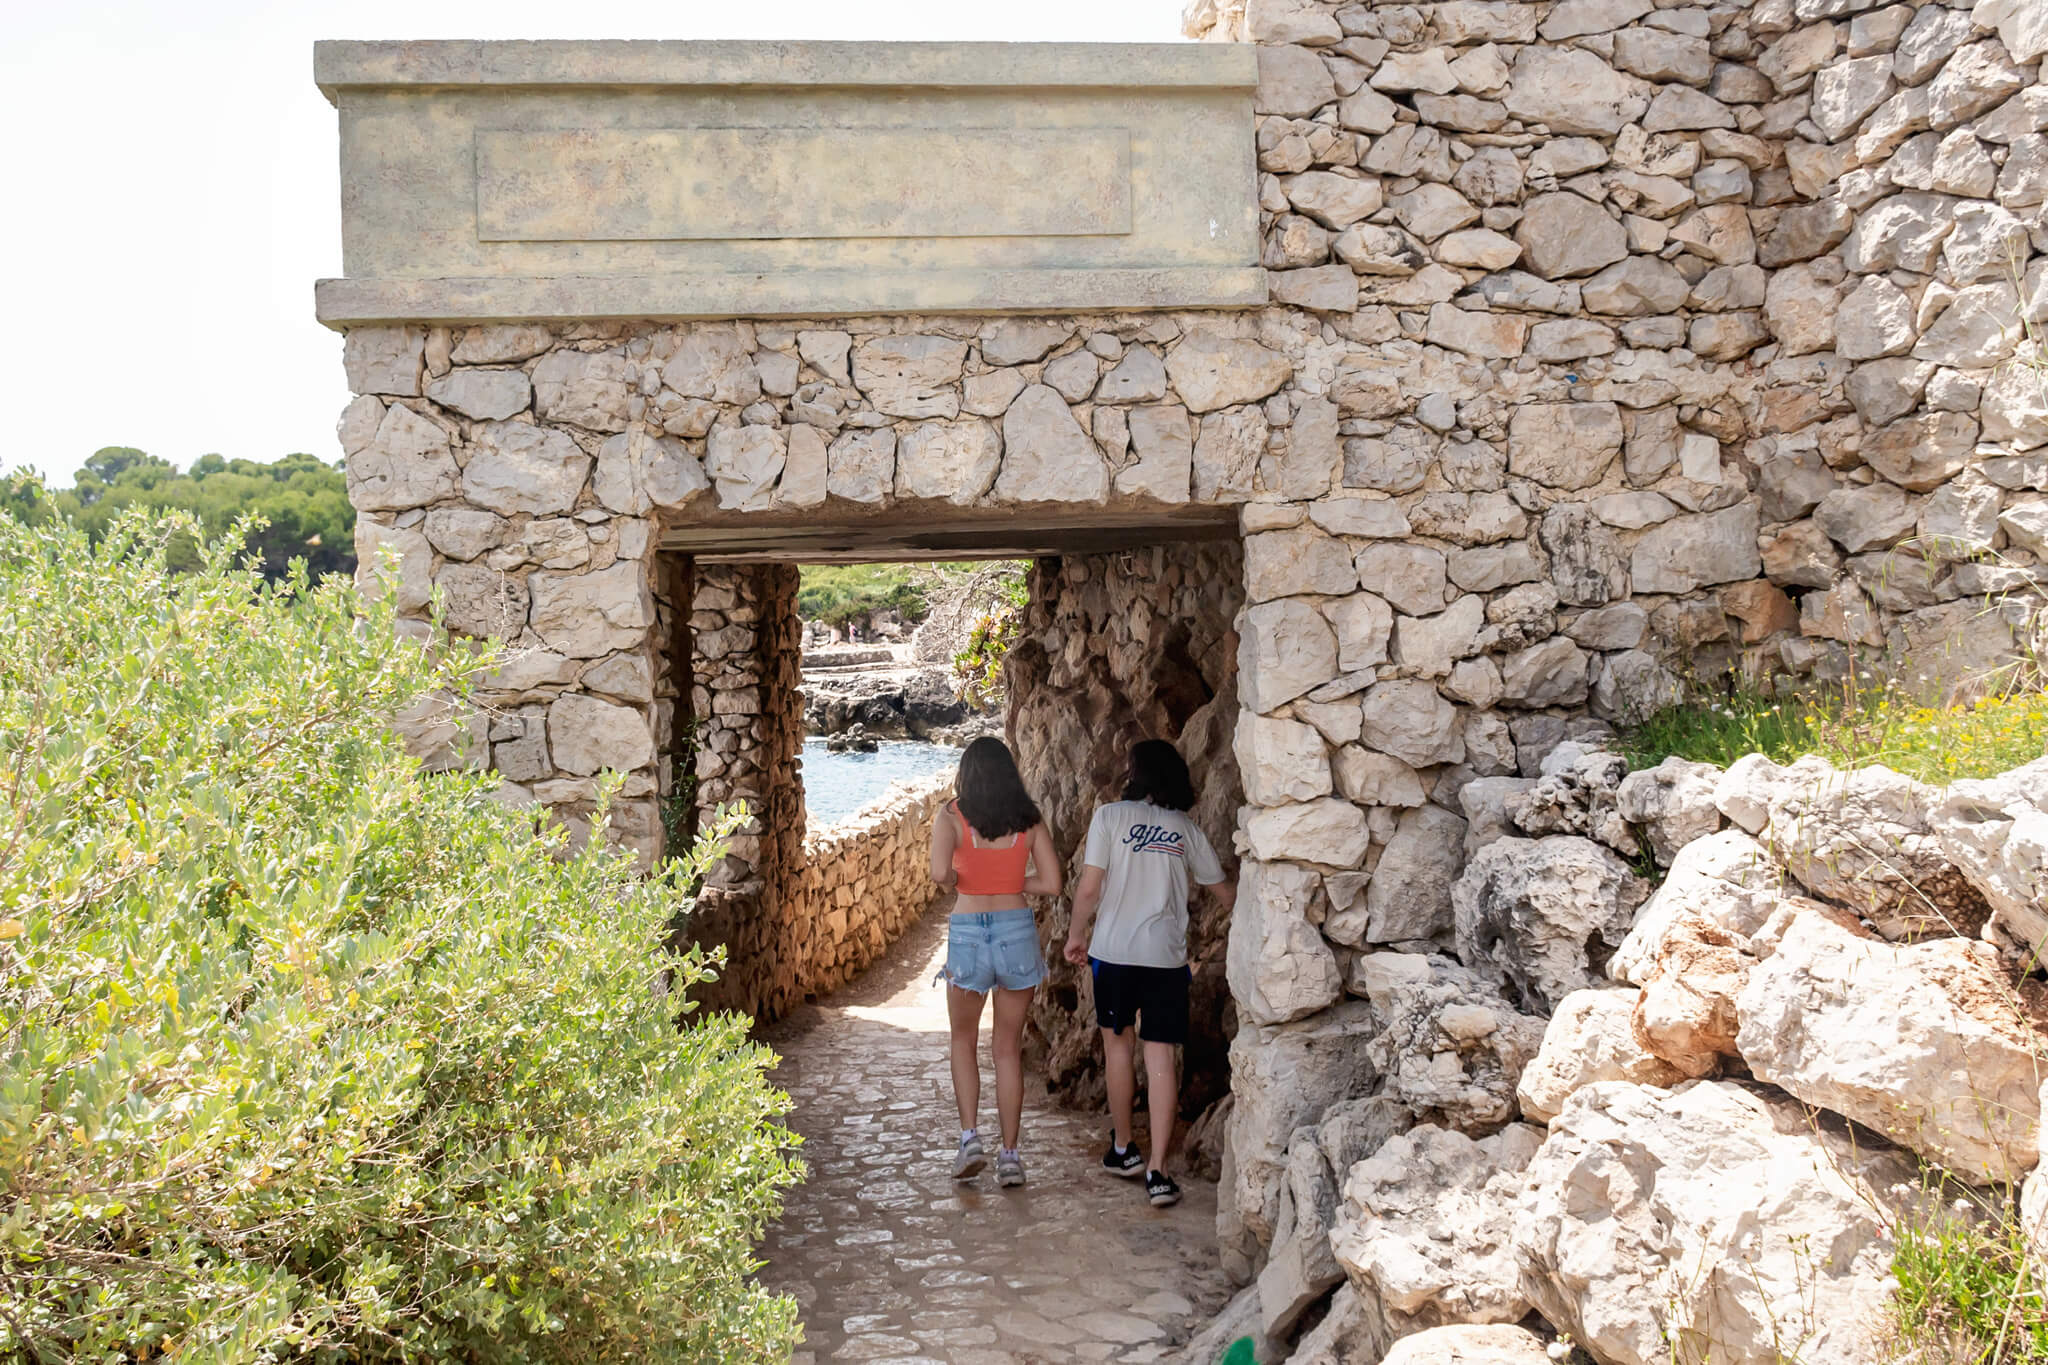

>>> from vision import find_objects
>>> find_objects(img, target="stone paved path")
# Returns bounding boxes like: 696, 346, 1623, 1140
759, 903, 1233, 1364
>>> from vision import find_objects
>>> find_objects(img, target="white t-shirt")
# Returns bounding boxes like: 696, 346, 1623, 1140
1082, 800, 1226, 969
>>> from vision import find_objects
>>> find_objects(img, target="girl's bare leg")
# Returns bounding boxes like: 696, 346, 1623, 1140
947, 985, 988, 1131
991, 986, 1034, 1149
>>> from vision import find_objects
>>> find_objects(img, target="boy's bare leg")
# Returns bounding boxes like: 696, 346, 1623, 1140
1102, 1025, 1137, 1150
1143, 1040, 1178, 1174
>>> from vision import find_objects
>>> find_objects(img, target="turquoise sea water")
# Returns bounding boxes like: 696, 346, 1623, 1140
801, 737, 958, 827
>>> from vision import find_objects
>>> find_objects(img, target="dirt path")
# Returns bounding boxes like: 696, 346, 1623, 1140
758, 904, 1233, 1364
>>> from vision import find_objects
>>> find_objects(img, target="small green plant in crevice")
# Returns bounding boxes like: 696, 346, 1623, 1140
952, 563, 1030, 711
1887, 1181, 2048, 1363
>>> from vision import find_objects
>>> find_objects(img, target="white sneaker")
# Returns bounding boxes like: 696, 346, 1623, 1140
953, 1131, 987, 1180
997, 1149, 1026, 1187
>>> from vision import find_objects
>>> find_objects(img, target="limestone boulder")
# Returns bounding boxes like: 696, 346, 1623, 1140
1350, 804, 1468, 946
1930, 759, 2048, 958
1236, 714, 1332, 806
1326, 592, 1395, 674
1611, 828, 1794, 985
1166, 333, 1293, 413
344, 326, 425, 397
353, 521, 432, 614
1629, 504, 1760, 594
528, 560, 654, 659
1230, 860, 1343, 1026
996, 384, 1108, 502
1226, 1002, 1382, 1245
1241, 598, 1339, 714
426, 368, 531, 421
1517, 987, 1684, 1123
1359, 679, 1464, 769
1350, 952, 1546, 1131
1377, 1325, 1551, 1365
462, 420, 592, 516
1515, 193, 1629, 279
1504, 45, 1649, 135
826, 429, 896, 505
1281, 1285, 1384, 1365
1506, 401, 1622, 490
1733, 754, 1989, 941
895, 418, 1002, 505
547, 693, 654, 776
594, 429, 708, 514
1498, 638, 1590, 709
1615, 756, 1724, 866
1452, 835, 1649, 1013
1738, 909, 2043, 1183
662, 325, 762, 405
531, 349, 633, 431
851, 335, 966, 418
1517, 1080, 1911, 1365
434, 561, 530, 640
1245, 799, 1371, 867
1257, 1130, 1345, 1340
1328, 1124, 1541, 1341
347, 404, 459, 512
1246, 527, 1357, 601
705, 425, 787, 512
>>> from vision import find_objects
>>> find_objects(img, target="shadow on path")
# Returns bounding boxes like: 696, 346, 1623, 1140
758, 900, 1232, 1364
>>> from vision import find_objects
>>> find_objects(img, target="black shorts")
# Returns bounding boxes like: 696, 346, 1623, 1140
1089, 959, 1191, 1046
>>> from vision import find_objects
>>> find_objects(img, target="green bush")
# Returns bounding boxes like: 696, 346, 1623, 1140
0, 514, 800, 1362
1888, 1181, 2048, 1362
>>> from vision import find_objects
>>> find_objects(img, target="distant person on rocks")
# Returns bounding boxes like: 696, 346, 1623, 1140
1064, 740, 1235, 1209
930, 736, 1061, 1187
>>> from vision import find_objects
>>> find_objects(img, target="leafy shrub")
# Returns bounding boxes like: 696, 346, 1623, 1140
795, 563, 934, 628
0, 514, 800, 1362
951, 565, 1029, 711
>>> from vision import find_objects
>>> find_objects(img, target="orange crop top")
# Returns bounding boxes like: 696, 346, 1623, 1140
949, 802, 1033, 896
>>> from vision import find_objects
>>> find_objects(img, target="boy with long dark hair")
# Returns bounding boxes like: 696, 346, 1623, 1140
1063, 740, 1235, 1207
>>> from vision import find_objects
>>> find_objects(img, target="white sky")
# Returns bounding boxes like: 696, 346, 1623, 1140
0, 0, 1185, 485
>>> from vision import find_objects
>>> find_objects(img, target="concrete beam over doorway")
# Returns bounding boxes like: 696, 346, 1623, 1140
312, 39, 1264, 326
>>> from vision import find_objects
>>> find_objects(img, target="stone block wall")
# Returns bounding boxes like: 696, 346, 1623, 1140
1007, 541, 1248, 1114
790, 774, 956, 1001
335, 0, 2048, 1274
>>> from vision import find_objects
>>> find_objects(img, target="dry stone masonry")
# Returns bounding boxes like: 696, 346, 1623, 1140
326, 6, 2048, 1354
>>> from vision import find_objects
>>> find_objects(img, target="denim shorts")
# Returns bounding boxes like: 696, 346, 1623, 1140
940, 909, 1045, 993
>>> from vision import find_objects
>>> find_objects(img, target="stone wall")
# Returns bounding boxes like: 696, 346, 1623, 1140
791, 773, 956, 1000
336, 0, 2048, 1289
1007, 541, 1247, 1115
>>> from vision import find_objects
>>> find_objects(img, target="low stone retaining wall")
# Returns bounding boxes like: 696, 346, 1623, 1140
787, 771, 954, 1002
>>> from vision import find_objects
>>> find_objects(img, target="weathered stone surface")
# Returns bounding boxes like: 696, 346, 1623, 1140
826, 428, 896, 504
1453, 835, 1648, 1013
1230, 859, 1342, 1029
1581, 257, 1691, 315
1246, 798, 1371, 866
426, 368, 531, 420
1226, 1002, 1381, 1245
354, 520, 432, 613
594, 429, 707, 514
1507, 402, 1622, 490
1284, 170, 1385, 228
895, 418, 1002, 504
1167, 333, 1293, 413
1498, 638, 1591, 709
1629, 505, 1761, 594
662, 324, 761, 405
1355, 805, 1468, 945
1349, 953, 1547, 1130
777, 424, 827, 508
1360, 679, 1464, 769
451, 324, 552, 366
528, 560, 653, 658
347, 404, 458, 511
1257, 42, 1338, 116
531, 349, 633, 431
462, 420, 591, 516
1517, 988, 1686, 1123
1515, 193, 1629, 279
1326, 591, 1396, 673
1814, 483, 1918, 552
1517, 1081, 1910, 1365
1247, 526, 1357, 600
705, 424, 787, 511
996, 384, 1108, 502
344, 326, 425, 396
1616, 756, 1724, 866
1739, 909, 2042, 1182
547, 692, 655, 775
1241, 598, 1339, 713
1194, 407, 1270, 502
1329, 1125, 1539, 1338
1504, 46, 1649, 135
1377, 1326, 1551, 1365
1931, 760, 2048, 957
1236, 714, 1332, 806
851, 335, 967, 418
434, 561, 530, 639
